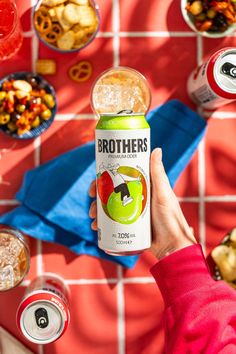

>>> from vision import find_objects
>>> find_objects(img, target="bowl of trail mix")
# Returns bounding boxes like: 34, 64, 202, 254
181, 0, 236, 37
0, 72, 57, 139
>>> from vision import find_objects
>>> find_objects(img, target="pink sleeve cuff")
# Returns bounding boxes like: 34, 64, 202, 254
150, 244, 215, 307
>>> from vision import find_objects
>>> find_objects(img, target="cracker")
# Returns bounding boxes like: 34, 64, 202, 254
63, 3, 81, 24
57, 30, 75, 50
55, 5, 72, 31
77, 5, 97, 27
48, 8, 57, 21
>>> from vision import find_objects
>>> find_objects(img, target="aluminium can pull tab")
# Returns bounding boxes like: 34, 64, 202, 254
117, 110, 133, 114
221, 62, 236, 79
35, 307, 49, 328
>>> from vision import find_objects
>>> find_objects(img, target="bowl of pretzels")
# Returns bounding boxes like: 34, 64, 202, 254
33, 0, 100, 52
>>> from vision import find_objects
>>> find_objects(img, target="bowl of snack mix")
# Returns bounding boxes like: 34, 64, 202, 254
0, 72, 57, 139
181, 0, 236, 37
210, 227, 236, 290
33, 0, 100, 52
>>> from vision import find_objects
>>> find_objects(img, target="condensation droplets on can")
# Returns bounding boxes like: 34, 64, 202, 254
187, 47, 236, 110
16, 273, 70, 344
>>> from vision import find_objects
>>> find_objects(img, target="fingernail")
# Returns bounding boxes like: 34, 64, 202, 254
155, 148, 162, 162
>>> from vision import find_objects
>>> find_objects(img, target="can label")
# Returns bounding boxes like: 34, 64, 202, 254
27, 274, 69, 305
95, 129, 151, 253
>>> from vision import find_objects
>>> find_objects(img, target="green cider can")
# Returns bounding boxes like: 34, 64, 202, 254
95, 112, 151, 255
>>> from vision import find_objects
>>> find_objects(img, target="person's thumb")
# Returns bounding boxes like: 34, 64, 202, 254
150, 148, 174, 204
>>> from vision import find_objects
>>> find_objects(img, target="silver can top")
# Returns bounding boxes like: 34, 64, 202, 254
20, 300, 64, 344
214, 50, 236, 94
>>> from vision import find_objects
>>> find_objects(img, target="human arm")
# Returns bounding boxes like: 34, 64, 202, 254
150, 148, 236, 354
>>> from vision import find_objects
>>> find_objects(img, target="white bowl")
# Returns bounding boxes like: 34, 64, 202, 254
181, 0, 236, 38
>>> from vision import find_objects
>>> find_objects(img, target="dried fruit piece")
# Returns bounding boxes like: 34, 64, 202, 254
189, 1, 203, 15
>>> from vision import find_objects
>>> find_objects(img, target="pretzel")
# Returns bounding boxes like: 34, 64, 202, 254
68, 61, 92, 82
42, 23, 63, 43
34, 10, 52, 33
38, 6, 50, 17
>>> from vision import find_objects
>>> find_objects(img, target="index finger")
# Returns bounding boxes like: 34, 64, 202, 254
89, 180, 96, 198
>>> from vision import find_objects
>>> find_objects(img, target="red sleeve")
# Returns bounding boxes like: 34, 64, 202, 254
150, 244, 236, 354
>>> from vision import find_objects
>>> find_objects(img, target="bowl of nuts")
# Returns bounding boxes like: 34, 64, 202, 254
181, 0, 236, 37
0, 72, 57, 139
33, 0, 100, 52
210, 228, 236, 290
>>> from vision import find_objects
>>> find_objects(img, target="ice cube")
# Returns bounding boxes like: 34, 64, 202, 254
0, 265, 15, 291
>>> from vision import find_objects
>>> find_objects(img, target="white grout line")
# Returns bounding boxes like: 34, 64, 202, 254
178, 196, 200, 203
1, 195, 236, 206
66, 278, 117, 285
117, 265, 125, 354
119, 31, 197, 37
36, 238, 44, 276
97, 31, 114, 38
0, 200, 19, 206
198, 139, 206, 252
23, 30, 34, 38
55, 113, 97, 121
122, 277, 155, 284
205, 195, 236, 202
38, 345, 44, 354
30, 13, 45, 351
54, 112, 236, 121
111, 2, 125, 353
20, 279, 31, 286
196, 35, 206, 253
209, 111, 236, 119
23, 30, 208, 39
32, 35, 39, 73
196, 34, 203, 66
19, 276, 157, 286
112, 0, 120, 67
33, 137, 41, 166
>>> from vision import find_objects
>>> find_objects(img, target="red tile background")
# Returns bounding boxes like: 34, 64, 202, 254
0, 0, 236, 354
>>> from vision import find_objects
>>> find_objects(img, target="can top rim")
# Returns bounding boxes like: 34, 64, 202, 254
213, 49, 236, 94
99, 112, 145, 117
17, 292, 70, 344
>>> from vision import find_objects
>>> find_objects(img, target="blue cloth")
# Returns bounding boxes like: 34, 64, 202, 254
0, 100, 207, 268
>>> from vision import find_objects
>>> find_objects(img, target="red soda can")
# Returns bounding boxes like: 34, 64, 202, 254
16, 273, 70, 344
187, 48, 236, 110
